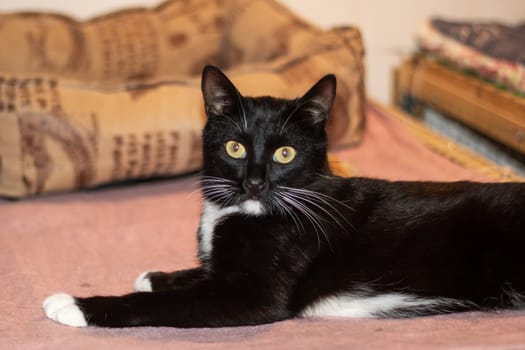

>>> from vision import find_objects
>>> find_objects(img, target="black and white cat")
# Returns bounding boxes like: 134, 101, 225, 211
43, 66, 525, 328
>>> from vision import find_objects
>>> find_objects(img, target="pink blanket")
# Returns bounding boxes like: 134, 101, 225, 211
2, 104, 524, 349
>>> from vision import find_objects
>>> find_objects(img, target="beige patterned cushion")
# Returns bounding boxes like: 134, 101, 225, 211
0, 0, 365, 197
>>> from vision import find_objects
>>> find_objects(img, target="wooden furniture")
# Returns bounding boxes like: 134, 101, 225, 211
393, 56, 525, 155
370, 99, 522, 181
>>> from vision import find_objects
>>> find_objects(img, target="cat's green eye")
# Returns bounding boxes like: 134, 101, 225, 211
225, 140, 247, 159
273, 146, 296, 164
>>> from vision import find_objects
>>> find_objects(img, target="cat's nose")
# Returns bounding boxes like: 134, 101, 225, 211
243, 178, 266, 196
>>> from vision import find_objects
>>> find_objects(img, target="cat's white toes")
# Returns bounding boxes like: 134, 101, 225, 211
134, 271, 153, 292
43, 293, 87, 327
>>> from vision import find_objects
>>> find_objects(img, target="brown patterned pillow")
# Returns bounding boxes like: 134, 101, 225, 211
0, 0, 365, 197
0, 0, 227, 85
0, 77, 207, 197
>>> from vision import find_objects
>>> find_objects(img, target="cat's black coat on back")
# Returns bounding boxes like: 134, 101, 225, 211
43, 66, 525, 328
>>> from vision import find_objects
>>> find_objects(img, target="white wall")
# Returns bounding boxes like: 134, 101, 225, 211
1, 0, 523, 103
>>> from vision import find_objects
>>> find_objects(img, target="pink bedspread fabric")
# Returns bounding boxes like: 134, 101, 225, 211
2, 104, 524, 350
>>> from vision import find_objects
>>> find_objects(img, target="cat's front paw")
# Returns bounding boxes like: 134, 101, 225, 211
43, 293, 87, 327
134, 271, 153, 292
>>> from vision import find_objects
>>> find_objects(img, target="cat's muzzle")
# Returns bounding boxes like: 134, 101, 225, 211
243, 178, 266, 199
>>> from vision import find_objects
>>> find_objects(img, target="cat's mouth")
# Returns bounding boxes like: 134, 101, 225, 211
200, 176, 267, 216
245, 192, 262, 200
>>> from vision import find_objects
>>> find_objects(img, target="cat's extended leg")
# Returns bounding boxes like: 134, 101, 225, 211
134, 267, 207, 292
44, 279, 290, 328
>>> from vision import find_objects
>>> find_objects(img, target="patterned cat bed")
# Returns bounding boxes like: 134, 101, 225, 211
0, 0, 365, 197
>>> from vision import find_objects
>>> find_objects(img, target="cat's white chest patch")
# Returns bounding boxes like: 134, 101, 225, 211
198, 200, 264, 257
199, 201, 240, 257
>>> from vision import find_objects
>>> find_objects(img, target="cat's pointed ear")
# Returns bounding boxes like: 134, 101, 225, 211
297, 74, 337, 125
201, 65, 241, 117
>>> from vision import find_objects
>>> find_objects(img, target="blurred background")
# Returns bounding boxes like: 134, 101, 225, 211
1, 0, 524, 104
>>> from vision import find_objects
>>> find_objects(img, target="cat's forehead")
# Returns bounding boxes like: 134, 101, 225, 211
242, 96, 296, 127
204, 95, 307, 144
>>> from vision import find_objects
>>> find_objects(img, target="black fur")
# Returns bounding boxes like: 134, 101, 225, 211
64, 66, 525, 327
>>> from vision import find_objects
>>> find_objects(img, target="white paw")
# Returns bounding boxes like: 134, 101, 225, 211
43, 293, 87, 327
134, 271, 152, 292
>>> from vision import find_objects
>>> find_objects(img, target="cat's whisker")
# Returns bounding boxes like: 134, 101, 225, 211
199, 179, 230, 185
224, 193, 239, 207
281, 186, 356, 213
277, 192, 321, 234
277, 191, 332, 251
178, 173, 205, 198
279, 186, 354, 232
283, 191, 349, 233
274, 196, 305, 235
198, 174, 243, 208
187, 186, 205, 198
199, 176, 237, 184
202, 182, 239, 190
201, 187, 234, 197
279, 186, 355, 230
201, 184, 235, 191
201, 191, 232, 199
201, 186, 238, 205
316, 173, 334, 179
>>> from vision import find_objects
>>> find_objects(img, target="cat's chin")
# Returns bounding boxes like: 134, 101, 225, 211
240, 199, 265, 216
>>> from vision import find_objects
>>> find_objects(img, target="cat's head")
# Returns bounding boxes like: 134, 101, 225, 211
201, 65, 336, 215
